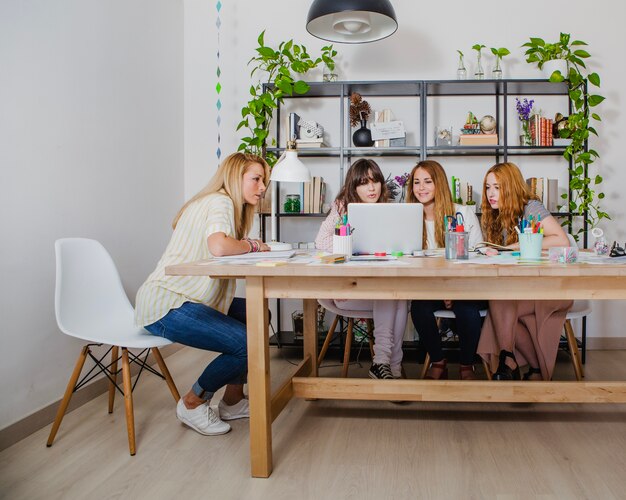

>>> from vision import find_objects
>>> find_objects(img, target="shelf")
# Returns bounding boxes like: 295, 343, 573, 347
267, 147, 342, 157
258, 212, 327, 218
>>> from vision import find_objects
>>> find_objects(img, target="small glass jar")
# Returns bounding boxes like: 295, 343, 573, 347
322, 64, 338, 82
283, 194, 301, 213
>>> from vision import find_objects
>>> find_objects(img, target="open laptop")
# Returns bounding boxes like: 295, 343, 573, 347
348, 203, 423, 256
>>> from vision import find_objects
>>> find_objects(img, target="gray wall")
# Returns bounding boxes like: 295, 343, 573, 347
0, 0, 184, 429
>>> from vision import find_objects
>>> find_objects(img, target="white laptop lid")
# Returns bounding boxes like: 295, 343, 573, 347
348, 203, 424, 255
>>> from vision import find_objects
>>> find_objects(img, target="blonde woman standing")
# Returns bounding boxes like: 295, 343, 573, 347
135, 152, 270, 435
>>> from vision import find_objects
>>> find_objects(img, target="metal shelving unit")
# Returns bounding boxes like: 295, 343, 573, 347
260, 79, 587, 357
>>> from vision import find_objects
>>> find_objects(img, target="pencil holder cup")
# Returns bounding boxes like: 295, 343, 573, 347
519, 233, 544, 260
445, 231, 469, 260
333, 235, 352, 258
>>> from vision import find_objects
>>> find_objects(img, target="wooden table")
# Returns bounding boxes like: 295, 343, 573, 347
166, 256, 626, 477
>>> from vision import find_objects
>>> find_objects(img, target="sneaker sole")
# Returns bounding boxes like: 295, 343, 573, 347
368, 372, 393, 380
177, 414, 231, 436
220, 413, 249, 421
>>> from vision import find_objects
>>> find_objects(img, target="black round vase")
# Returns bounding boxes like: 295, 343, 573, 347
352, 119, 374, 147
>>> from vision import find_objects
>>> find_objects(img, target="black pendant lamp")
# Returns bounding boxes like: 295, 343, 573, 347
306, 0, 398, 44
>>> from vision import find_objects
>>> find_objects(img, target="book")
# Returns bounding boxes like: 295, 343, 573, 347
459, 134, 498, 145
288, 113, 300, 142
546, 178, 559, 213
471, 241, 514, 252
214, 249, 296, 261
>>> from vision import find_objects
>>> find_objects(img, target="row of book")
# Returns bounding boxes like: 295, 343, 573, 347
529, 116, 554, 147
301, 176, 326, 213
526, 177, 560, 213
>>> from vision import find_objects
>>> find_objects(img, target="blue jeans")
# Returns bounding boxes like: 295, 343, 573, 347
145, 299, 247, 401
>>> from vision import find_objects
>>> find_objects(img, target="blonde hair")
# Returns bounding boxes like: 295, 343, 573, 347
481, 162, 537, 245
172, 152, 270, 239
406, 160, 455, 249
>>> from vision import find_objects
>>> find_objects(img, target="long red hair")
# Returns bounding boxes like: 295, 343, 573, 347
481, 162, 537, 245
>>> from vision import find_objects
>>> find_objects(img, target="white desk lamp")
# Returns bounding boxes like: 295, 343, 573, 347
267, 140, 311, 251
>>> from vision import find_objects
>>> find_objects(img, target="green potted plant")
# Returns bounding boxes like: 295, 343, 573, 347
472, 44, 486, 80
523, 33, 607, 236
489, 47, 510, 79
237, 31, 337, 166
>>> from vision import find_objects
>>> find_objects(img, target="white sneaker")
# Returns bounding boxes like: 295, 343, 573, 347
176, 399, 231, 436
218, 398, 249, 421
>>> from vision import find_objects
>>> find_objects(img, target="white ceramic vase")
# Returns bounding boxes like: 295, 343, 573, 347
541, 59, 568, 79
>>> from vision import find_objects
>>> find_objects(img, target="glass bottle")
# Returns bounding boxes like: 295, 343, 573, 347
284, 194, 301, 213
456, 54, 467, 80
322, 64, 338, 82
492, 56, 502, 80
474, 51, 484, 80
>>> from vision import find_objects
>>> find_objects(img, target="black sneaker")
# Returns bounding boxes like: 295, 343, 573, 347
369, 363, 393, 380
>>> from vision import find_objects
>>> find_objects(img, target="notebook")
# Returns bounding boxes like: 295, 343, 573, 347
348, 203, 424, 255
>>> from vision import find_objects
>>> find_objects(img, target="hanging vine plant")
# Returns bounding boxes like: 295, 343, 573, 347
523, 33, 608, 235
237, 31, 337, 166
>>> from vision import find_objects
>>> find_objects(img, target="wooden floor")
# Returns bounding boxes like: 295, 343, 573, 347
2, 347, 626, 500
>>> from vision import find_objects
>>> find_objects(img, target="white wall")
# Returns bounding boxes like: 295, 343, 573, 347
184, 0, 626, 335
0, 1, 184, 429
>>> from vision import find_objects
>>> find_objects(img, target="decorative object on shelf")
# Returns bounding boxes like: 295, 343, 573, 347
523, 32, 607, 232
472, 44, 486, 80
515, 98, 534, 146
268, 140, 311, 250
283, 194, 301, 213
435, 126, 453, 146
489, 47, 510, 80
456, 50, 467, 80
306, 0, 398, 44
392, 172, 410, 202
466, 183, 477, 212
461, 111, 480, 134
298, 119, 324, 139
322, 64, 338, 82
237, 31, 337, 166
350, 93, 374, 147
479, 115, 497, 134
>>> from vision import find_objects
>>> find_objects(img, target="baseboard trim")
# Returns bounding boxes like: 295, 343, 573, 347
0, 344, 184, 452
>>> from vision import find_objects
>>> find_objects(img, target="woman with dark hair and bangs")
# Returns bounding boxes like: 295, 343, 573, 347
477, 162, 572, 381
315, 159, 407, 380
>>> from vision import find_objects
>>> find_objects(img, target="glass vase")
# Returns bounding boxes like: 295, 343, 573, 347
492, 57, 502, 80
322, 64, 338, 82
456, 56, 467, 80
474, 52, 484, 80
520, 120, 532, 146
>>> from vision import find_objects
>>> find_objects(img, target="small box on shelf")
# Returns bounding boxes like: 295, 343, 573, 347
459, 134, 498, 146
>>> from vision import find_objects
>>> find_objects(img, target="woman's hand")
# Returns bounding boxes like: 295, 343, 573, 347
250, 239, 271, 252
443, 300, 453, 309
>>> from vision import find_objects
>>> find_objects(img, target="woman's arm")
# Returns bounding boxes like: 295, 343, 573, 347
207, 232, 270, 257
315, 202, 341, 253
538, 215, 570, 248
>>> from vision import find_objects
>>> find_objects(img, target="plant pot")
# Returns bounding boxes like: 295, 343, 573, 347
542, 59, 568, 79
352, 119, 374, 147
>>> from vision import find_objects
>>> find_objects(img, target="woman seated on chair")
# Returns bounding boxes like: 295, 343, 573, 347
315, 159, 407, 380
477, 162, 572, 381
406, 160, 486, 380
135, 152, 270, 436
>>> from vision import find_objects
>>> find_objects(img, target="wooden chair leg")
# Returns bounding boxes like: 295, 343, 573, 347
121, 348, 136, 456
317, 315, 340, 367
420, 352, 431, 379
482, 359, 493, 381
152, 347, 181, 402
341, 319, 354, 377
366, 319, 375, 360
564, 320, 584, 381
47, 346, 89, 447
108, 346, 119, 413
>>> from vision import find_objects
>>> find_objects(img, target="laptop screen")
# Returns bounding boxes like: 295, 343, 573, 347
347, 203, 424, 255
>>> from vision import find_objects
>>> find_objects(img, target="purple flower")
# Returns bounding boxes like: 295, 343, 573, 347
394, 172, 410, 187
515, 98, 534, 122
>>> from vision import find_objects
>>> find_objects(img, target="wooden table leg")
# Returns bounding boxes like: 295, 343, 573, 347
303, 299, 319, 378
246, 276, 272, 477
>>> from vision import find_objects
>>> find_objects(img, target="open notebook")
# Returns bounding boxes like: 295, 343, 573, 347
214, 249, 295, 260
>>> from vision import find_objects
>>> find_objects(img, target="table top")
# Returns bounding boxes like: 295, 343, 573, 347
166, 254, 626, 279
